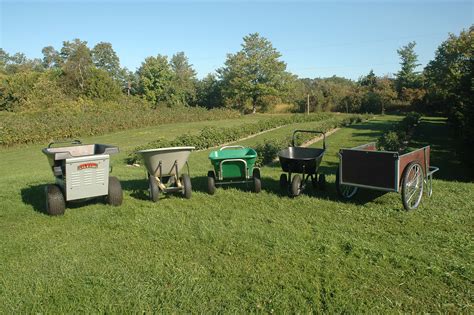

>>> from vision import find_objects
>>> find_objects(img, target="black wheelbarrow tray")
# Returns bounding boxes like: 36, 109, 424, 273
336, 142, 439, 210
278, 130, 327, 197
42, 140, 123, 215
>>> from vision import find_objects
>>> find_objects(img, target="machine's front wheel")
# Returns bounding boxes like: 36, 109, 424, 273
279, 173, 288, 189
291, 175, 302, 197
401, 161, 424, 211
207, 171, 216, 195
45, 184, 66, 216
253, 168, 262, 193
336, 166, 358, 199
106, 176, 123, 206
181, 174, 192, 199
148, 175, 160, 202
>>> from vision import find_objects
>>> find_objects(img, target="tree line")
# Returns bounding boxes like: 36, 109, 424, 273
0, 27, 472, 125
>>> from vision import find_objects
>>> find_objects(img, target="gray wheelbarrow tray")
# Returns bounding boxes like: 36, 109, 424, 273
136, 146, 195, 201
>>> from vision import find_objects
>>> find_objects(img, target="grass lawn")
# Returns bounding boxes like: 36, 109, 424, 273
0, 114, 472, 312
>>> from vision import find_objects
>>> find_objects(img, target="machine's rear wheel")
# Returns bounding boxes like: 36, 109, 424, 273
181, 174, 192, 199
401, 161, 424, 211
207, 171, 216, 195
279, 173, 288, 189
148, 175, 159, 202
45, 184, 66, 216
291, 175, 302, 197
336, 166, 358, 199
106, 176, 123, 206
253, 168, 261, 193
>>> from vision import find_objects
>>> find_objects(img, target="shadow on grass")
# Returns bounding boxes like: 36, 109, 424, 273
411, 117, 472, 182
20, 184, 108, 214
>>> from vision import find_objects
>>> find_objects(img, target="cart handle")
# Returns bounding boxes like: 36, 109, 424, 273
292, 130, 326, 149
48, 139, 82, 148
219, 145, 245, 151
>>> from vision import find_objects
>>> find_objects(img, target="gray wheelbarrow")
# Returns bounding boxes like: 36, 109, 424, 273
136, 146, 195, 202
42, 139, 123, 215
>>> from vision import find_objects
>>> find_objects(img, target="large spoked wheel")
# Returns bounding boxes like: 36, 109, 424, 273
207, 170, 216, 195
148, 175, 160, 202
181, 174, 192, 199
336, 167, 358, 199
106, 176, 123, 206
291, 174, 302, 197
401, 161, 424, 211
45, 184, 66, 216
252, 168, 262, 193
279, 173, 288, 189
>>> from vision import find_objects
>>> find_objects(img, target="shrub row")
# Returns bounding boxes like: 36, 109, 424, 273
0, 99, 240, 146
377, 112, 422, 152
254, 115, 367, 166
128, 113, 367, 165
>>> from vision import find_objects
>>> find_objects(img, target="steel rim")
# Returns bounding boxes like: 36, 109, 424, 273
340, 184, 357, 199
404, 163, 424, 209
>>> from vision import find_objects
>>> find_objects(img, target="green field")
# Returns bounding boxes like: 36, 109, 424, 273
0, 114, 472, 312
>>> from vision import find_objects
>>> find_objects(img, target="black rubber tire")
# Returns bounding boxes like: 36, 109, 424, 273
181, 174, 192, 199
106, 176, 123, 206
253, 168, 262, 193
207, 171, 216, 195
45, 184, 66, 216
291, 174, 302, 197
401, 161, 424, 211
336, 166, 358, 199
279, 173, 288, 189
148, 175, 159, 202
318, 174, 326, 190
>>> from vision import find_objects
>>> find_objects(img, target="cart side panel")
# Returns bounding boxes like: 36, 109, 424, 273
340, 149, 398, 191
399, 146, 430, 186
65, 155, 110, 201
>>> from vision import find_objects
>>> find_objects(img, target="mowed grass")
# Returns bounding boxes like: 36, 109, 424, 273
0, 114, 472, 312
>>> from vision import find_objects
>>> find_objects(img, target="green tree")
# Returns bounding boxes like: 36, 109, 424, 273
41, 46, 62, 69
91, 42, 121, 80
395, 41, 421, 94
359, 69, 377, 90
85, 67, 122, 100
61, 39, 93, 94
218, 33, 292, 113
196, 73, 223, 108
137, 55, 174, 106
424, 27, 473, 172
170, 52, 197, 106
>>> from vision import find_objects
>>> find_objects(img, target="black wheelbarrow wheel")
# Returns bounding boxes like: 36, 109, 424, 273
318, 174, 326, 190
401, 161, 424, 211
45, 184, 65, 216
253, 168, 261, 193
291, 174, 302, 197
336, 167, 358, 199
148, 175, 159, 202
106, 176, 123, 206
207, 171, 216, 195
181, 174, 192, 199
279, 173, 288, 189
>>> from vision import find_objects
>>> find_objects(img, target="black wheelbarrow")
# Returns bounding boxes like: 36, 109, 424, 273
278, 130, 327, 197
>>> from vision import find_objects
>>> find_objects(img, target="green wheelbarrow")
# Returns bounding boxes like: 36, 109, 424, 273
207, 145, 261, 194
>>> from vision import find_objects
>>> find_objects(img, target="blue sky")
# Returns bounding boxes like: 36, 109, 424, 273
1, 1, 472, 79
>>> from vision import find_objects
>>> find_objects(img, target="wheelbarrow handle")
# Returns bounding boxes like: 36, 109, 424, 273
292, 130, 326, 149
219, 145, 245, 151
48, 139, 82, 148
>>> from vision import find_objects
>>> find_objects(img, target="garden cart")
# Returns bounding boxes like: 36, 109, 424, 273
278, 130, 327, 197
336, 142, 439, 210
137, 146, 194, 202
207, 145, 261, 194
42, 140, 123, 215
